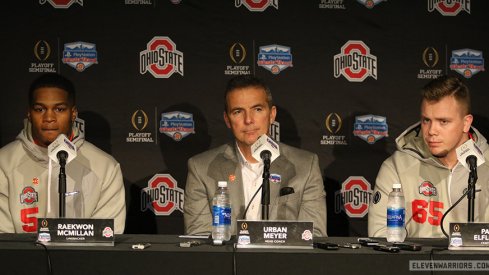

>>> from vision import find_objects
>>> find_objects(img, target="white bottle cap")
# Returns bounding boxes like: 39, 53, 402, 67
393, 183, 401, 189
218, 181, 228, 188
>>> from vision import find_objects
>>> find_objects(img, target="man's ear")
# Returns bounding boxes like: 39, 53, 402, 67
269, 106, 277, 123
463, 114, 473, 133
72, 106, 78, 122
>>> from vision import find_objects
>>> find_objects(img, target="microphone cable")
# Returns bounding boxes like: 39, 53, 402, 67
440, 184, 480, 238
35, 241, 53, 275
242, 184, 263, 219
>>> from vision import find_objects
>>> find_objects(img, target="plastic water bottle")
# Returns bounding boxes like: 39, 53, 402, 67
212, 181, 231, 245
386, 183, 406, 243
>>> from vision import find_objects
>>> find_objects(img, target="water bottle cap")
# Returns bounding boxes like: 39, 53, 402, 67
393, 183, 401, 189
218, 181, 228, 188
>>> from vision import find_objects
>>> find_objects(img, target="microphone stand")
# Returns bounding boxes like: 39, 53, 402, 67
467, 165, 477, 222
261, 158, 271, 220
58, 154, 67, 218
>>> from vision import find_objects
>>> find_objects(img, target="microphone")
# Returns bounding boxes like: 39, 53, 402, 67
251, 134, 280, 163
456, 138, 485, 171
57, 151, 68, 166
455, 138, 485, 223
250, 134, 280, 221
48, 134, 77, 165
260, 150, 271, 164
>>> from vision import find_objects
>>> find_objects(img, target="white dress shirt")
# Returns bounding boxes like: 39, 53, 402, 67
236, 145, 264, 220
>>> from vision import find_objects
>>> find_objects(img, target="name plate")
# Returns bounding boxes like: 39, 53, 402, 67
236, 220, 314, 249
37, 218, 115, 246
449, 222, 489, 250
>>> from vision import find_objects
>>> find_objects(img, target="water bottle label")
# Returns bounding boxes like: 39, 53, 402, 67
212, 206, 231, 226
387, 208, 405, 227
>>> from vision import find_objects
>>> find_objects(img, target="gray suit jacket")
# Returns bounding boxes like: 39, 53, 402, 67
184, 142, 327, 237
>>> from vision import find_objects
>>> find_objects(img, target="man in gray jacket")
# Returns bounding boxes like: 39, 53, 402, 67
369, 75, 489, 238
184, 76, 327, 237
0, 73, 126, 234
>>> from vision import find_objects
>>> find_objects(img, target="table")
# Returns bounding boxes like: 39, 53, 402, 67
0, 234, 487, 275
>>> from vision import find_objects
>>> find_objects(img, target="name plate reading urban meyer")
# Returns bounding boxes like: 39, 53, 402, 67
236, 220, 314, 249
37, 218, 114, 246
449, 222, 489, 250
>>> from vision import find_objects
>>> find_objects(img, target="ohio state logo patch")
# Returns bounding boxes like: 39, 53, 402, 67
334, 176, 372, 218
334, 40, 377, 82
140, 36, 184, 78
235, 0, 278, 12
20, 187, 39, 205
140, 174, 184, 216
428, 0, 470, 16
419, 181, 437, 197
40, 0, 83, 8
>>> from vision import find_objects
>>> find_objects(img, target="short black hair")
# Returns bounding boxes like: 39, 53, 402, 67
224, 75, 273, 112
29, 73, 76, 106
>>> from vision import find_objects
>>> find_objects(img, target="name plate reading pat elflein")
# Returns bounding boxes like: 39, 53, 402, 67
237, 220, 314, 249
449, 222, 489, 250
37, 218, 114, 246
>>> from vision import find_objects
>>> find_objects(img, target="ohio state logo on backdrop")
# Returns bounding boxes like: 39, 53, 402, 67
140, 174, 184, 216
140, 36, 184, 78
39, 0, 83, 8
334, 176, 372, 218
235, 0, 278, 12
334, 40, 377, 82
428, 0, 470, 16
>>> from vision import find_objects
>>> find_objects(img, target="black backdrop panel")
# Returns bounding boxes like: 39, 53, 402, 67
1, 0, 488, 236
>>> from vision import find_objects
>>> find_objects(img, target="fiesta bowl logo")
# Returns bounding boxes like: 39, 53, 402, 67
450, 49, 484, 78
235, 0, 278, 12
335, 176, 372, 218
140, 36, 184, 78
428, 0, 470, 16
257, 45, 293, 74
353, 114, 388, 144
20, 187, 39, 205
357, 0, 386, 9
62, 42, 98, 72
419, 181, 438, 197
334, 40, 377, 82
40, 0, 83, 8
159, 111, 195, 141
141, 174, 184, 216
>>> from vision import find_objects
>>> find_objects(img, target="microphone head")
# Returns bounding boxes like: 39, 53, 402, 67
48, 134, 77, 164
456, 138, 485, 171
260, 150, 272, 161
57, 150, 68, 160
251, 134, 280, 163
57, 150, 68, 166
466, 155, 477, 168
